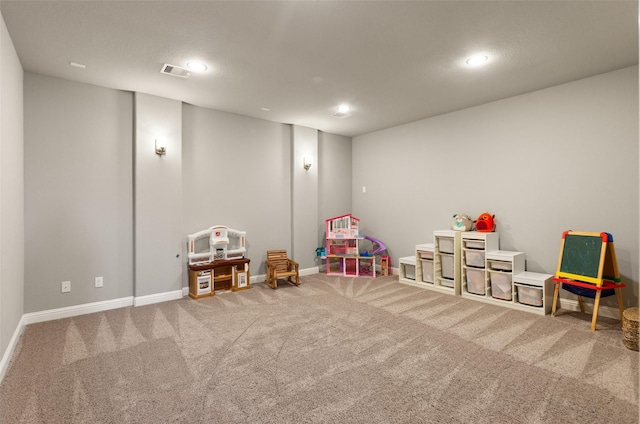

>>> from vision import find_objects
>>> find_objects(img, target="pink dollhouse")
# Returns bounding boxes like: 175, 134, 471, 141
324, 214, 377, 277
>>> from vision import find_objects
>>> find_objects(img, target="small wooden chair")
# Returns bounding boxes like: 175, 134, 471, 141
265, 250, 300, 289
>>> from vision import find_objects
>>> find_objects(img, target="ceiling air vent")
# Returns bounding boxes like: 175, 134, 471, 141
160, 64, 191, 79
331, 111, 351, 119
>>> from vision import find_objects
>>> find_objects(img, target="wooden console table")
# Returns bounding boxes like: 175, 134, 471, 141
188, 258, 250, 299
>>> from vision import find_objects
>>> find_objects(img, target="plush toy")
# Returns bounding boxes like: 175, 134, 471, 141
451, 214, 473, 231
475, 213, 495, 232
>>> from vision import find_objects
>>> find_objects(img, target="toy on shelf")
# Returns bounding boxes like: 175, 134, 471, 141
188, 225, 246, 265
451, 213, 473, 231
475, 212, 496, 232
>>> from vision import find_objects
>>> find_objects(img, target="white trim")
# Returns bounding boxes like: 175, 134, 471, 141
23, 296, 135, 325
0, 315, 26, 383
300, 266, 319, 276
251, 274, 266, 284
2, 290, 186, 383
557, 298, 623, 320
133, 290, 184, 307
249, 267, 318, 285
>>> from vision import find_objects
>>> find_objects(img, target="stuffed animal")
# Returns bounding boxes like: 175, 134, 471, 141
451, 214, 473, 231
475, 212, 495, 232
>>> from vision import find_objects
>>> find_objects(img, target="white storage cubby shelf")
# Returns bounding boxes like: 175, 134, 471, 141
512, 272, 555, 315
399, 256, 417, 282
399, 244, 435, 289
398, 230, 555, 315
434, 230, 462, 295
460, 232, 500, 297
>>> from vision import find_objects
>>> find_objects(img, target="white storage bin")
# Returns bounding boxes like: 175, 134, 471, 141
488, 260, 512, 271
464, 250, 485, 268
515, 283, 543, 307
419, 251, 434, 260
404, 264, 416, 280
438, 237, 454, 254
490, 271, 512, 300
440, 254, 454, 279
421, 259, 433, 283
399, 256, 416, 281
464, 240, 485, 250
465, 268, 485, 295
440, 278, 454, 288
404, 265, 416, 280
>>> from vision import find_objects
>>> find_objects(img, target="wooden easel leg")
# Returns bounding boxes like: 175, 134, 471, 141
578, 296, 585, 313
615, 288, 624, 325
591, 290, 602, 331
551, 281, 560, 316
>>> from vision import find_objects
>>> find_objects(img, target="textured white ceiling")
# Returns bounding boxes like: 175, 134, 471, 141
2, 1, 638, 137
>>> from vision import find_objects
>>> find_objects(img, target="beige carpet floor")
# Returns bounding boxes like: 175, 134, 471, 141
1, 274, 638, 423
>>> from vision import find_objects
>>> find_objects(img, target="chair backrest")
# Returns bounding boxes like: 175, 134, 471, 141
267, 250, 291, 272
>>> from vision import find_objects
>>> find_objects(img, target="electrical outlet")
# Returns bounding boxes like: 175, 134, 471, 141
95, 276, 103, 288
61, 281, 71, 293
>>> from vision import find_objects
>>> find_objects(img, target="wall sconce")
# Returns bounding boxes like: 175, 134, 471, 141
155, 138, 166, 156
303, 157, 312, 171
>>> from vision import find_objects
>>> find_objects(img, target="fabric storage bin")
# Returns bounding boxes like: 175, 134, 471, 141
438, 237, 454, 254
465, 268, 485, 295
421, 259, 434, 283
464, 240, 485, 250
488, 260, 512, 271
419, 251, 434, 260
490, 271, 512, 300
464, 250, 485, 267
515, 283, 543, 307
441, 254, 454, 279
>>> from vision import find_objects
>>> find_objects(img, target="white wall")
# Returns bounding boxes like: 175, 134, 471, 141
353, 66, 639, 307
0, 13, 24, 363
182, 104, 292, 276
24, 73, 133, 312
134, 93, 183, 297
292, 125, 319, 269
318, 132, 352, 242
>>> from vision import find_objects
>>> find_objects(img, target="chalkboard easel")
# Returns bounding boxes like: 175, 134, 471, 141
551, 231, 625, 331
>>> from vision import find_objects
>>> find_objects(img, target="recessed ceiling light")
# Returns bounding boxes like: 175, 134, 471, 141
187, 62, 207, 72
336, 104, 351, 114
465, 54, 489, 66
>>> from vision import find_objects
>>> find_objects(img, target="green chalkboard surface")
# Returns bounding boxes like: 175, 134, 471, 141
559, 233, 603, 280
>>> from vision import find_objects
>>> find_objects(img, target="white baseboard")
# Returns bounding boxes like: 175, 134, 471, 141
2, 289, 189, 383
3, 295, 134, 384
0, 315, 26, 383
251, 274, 266, 284
133, 290, 183, 307
300, 266, 319, 276
249, 267, 318, 285
23, 296, 135, 325
556, 298, 623, 320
